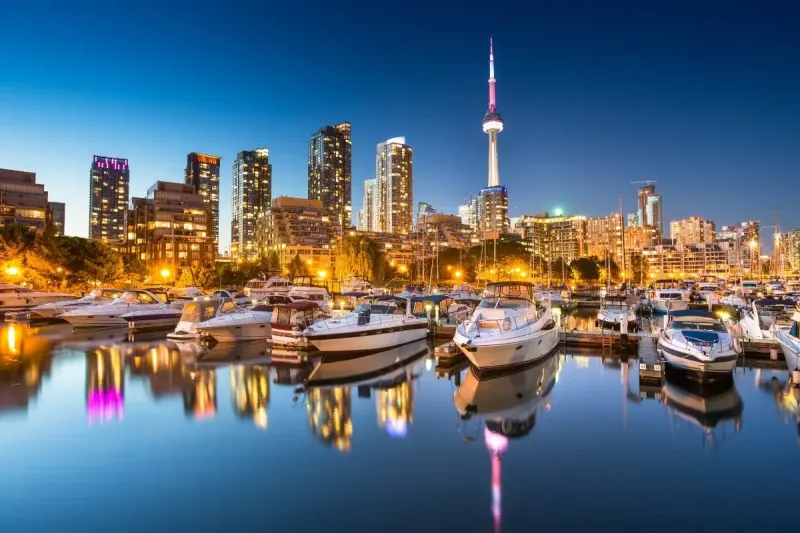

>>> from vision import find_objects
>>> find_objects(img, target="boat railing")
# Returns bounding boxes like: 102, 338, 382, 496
308, 312, 407, 332
458, 310, 540, 337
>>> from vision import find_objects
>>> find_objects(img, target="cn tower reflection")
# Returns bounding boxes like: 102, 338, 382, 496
85, 348, 125, 425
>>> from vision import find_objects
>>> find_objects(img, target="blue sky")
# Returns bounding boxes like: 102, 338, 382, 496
1, 0, 798, 251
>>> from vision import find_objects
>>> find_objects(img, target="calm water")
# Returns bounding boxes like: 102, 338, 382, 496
1, 321, 799, 532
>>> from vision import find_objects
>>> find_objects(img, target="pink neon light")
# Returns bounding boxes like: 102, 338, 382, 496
87, 389, 124, 423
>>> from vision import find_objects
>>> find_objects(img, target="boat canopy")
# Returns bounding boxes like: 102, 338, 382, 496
341, 291, 370, 298
670, 310, 718, 320
754, 298, 796, 308
483, 282, 535, 301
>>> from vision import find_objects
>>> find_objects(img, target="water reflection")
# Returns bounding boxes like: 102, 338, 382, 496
86, 348, 124, 424
453, 352, 561, 533
307, 387, 353, 451
0, 324, 59, 415
662, 375, 743, 448
754, 369, 800, 440
231, 365, 270, 429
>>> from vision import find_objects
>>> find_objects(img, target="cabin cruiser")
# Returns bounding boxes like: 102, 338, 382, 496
211, 289, 252, 306
120, 287, 203, 330
196, 302, 272, 343
304, 339, 427, 389
547, 285, 571, 306
718, 293, 746, 308
243, 275, 292, 298
453, 350, 559, 438
166, 287, 204, 301
397, 284, 427, 298
303, 299, 428, 354
449, 284, 480, 300
662, 375, 744, 441
0, 284, 77, 313
341, 277, 380, 296
30, 288, 124, 318
696, 282, 722, 303
167, 296, 239, 341
287, 285, 332, 313
739, 299, 796, 340
270, 301, 330, 348
773, 310, 800, 372
657, 310, 741, 382
596, 295, 637, 330
60, 289, 170, 327
737, 280, 760, 298
651, 288, 690, 314
453, 282, 559, 373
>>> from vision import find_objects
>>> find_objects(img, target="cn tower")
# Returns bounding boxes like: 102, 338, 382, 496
482, 37, 503, 187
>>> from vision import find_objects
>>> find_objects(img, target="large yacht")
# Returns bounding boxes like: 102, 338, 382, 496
0, 284, 77, 313
196, 303, 272, 342
453, 282, 559, 373
739, 299, 796, 340
302, 299, 428, 354
650, 279, 690, 314
120, 288, 202, 331
59, 289, 170, 327
657, 310, 741, 382
243, 275, 292, 298
773, 310, 800, 373
30, 288, 124, 318
270, 300, 330, 348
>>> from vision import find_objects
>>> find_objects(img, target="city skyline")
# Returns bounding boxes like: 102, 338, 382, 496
2, 1, 799, 248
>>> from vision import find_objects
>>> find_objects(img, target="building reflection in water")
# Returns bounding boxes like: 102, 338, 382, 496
306, 387, 353, 451
0, 323, 58, 415
127, 342, 216, 420
231, 364, 269, 429
86, 347, 125, 425
376, 378, 413, 438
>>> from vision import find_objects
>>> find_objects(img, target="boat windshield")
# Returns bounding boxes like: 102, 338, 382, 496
672, 320, 726, 333
603, 304, 627, 310
354, 304, 399, 315
483, 284, 534, 300
659, 292, 684, 300
113, 291, 160, 305
477, 297, 532, 310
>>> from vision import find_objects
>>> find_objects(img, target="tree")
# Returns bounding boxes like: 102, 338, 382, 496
335, 235, 387, 281
178, 266, 220, 289
288, 254, 309, 278
570, 257, 600, 282
123, 256, 148, 282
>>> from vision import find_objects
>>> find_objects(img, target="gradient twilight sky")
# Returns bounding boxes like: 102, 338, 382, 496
1, 0, 798, 251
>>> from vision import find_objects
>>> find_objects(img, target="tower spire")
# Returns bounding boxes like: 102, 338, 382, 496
488, 36, 497, 113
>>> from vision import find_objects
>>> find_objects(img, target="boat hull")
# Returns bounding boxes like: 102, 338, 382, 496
306, 323, 428, 354
61, 314, 127, 327
454, 328, 559, 373
271, 329, 312, 349
774, 331, 800, 371
652, 299, 690, 314
199, 322, 270, 342
658, 339, 738, 382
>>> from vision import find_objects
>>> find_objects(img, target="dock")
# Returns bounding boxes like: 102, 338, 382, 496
637, 318, 664, 383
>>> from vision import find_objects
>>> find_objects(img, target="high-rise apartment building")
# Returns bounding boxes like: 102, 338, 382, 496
784, 229, 800, 273
670, 216, 716, 246
185, 153, 220, 252
478, 186, 509, 239
376, 137, 413, 234
267, 197, 339, 273
645, 194, 663, 235
126, 182, 214, 277
459, 196, 481, 229
627, 213, 640, 227
586, 213, 623, 262
515, 212, 587, 265
231, 149, 272, 260
308, 122, 352, 230
637, 185, 655, 225
417, 202, 436, 228
89, 156, 129, 242
0, 169, 49, 231
357, 178, 378, 232
47, 202, 65, 236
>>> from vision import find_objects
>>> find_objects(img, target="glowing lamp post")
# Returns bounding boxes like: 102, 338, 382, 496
161, 268, 171, 286
455, 270, 463, 280
5, 266, 20, 277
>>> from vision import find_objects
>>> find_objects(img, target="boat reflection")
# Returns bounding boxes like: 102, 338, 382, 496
305, 339, 429, 449
86, 347, 125, 424
454, 352, 560, 533
0, 323, 63, 415
754, 369, 800, 441
231, 365, 270, 429
662, 374, 744, 448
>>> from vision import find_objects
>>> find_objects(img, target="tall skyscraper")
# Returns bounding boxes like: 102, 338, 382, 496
89, 156, 129, 242
357, 178, 378, 232
637, 184, 655, 225
231, 149, 272, 260
376, 137, 413, 234
646, 194, 663, 236
185, 153, 221, 252
479, 38, 509, 238
308, 122, 352, 230
47, 202, 65, 236
670, 216, 716, 246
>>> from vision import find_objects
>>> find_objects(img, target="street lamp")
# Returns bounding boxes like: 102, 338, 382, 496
161, 268, 170, 284
455, 270, 462, 279
5, 267, 20, 276
318, 270, 327, 279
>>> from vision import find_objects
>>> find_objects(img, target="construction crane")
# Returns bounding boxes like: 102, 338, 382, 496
630, 180, 657, 186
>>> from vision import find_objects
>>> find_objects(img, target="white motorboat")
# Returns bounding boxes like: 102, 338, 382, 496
168, 296, 240, 341
696, 282, 722, 303
736, 280, 760, 298
397, 284, 427, 298
651, 288, 690, 314
288, 285, 333, 313
341, 277, 380, 296
303, 300, 428, 354
270, 301, 330, 349
453, 350, 559, 437
449, 284, 480, 300
30, 287, 124, 318
596, 295, 637, 330
60, 289, 170, 327
453, 282, 559, 373
657, 310, 741, 382
243, 275, 292, 298
718, 293, 746, 308
773, 311, 800, 372
196, 303, 272, 343
120, 287, 202, 331
304, 339, 428, 388
739, 299, 796, 340
0, 284, 77, 313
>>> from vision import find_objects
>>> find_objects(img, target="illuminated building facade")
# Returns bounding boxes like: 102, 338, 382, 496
718, 221, 761, 271
0, 168, 50, 231
267, 196, 337, 273
185, 153, 221, 252
783, 229, 800, 273
308, 122, 352, 230
643, 242, 738, 277
85, 348, 125, 425
419, 213, 477, 254
306, 387, 353, 451
670, 216, 716, 246
89, 156, 129, 242
47, 201, 65, 236
126, 181, 215, 278
376, 137, 413, 234
586, 213, 623, 262
515, 212, 587, 264
357, 178, 378, 232
459, 195, 481, 229
479, 186, 510, 239
232, 149, 272, 260
230, 365, 270, 430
